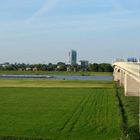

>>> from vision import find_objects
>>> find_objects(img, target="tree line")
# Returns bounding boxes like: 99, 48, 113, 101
0, 62, 113, 72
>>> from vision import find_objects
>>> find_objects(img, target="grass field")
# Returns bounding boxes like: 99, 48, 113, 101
0, 87, 121, 140
0, 80, 139, 140
0, 70, 112, 76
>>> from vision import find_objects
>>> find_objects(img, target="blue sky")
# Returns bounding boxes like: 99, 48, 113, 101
0, 0, 140, 64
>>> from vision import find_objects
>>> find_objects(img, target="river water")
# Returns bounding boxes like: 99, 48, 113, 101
0, 74, 113, 81
53, 75, 112, 81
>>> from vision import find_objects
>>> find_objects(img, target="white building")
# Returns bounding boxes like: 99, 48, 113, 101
78, 60, 89, 67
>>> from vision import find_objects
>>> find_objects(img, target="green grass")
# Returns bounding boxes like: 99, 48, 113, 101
0, 79, 113, 88
0, 70, 112, 76
0, 87, 121, 140
0, 80, 139, 140
116, 87, 140, 140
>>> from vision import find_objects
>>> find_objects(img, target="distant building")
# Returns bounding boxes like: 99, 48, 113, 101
127, 57, 137, 62
68, 50, 77, 65
78, 60, 89, 67
66, 65, 71, 71
18, 68, 25, 71
32, 67, 37, 71
26, 67, 32, 71
0, 62, 10, 67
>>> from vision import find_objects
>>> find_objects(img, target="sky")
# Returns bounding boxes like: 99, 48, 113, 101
0, 0, 140, 64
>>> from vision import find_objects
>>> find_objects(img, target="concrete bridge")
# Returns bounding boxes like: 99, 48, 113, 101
113, 62, 140, 96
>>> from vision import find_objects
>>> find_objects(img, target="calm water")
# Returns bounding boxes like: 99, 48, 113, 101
0, 74, 113, 81
53, 75, 112, 81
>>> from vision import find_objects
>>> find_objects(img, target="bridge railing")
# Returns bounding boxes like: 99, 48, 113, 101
113, 62, 140, 78
126, 62, 140, 75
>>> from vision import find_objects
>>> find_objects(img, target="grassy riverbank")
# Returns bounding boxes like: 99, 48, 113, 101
116, 87, 139, 140
0, 79, 113, 88
0, 70, 112, 76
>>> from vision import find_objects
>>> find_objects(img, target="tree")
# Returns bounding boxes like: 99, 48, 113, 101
57, 62, 66, 71
47, 63, 56, 71
98, 63, 113, 72
88, 63, 98, 72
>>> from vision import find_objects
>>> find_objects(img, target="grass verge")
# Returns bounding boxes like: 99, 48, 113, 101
115, 86, 140, 140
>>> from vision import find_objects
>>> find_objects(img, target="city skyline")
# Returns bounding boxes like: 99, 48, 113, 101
0, 0, 140, 64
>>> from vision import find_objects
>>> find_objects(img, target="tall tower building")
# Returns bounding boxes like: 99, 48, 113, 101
68, 50, 77, 65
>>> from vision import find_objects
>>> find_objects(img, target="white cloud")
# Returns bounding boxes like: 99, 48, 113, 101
26, 0, 60, 23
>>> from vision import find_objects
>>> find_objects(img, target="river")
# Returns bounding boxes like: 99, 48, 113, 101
0, 74, 113, 81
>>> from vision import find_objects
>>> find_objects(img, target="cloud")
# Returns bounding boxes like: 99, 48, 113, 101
26, 0, 60, 23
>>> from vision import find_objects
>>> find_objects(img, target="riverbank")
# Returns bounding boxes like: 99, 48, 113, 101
0, 79, 113, 88
116, 87, 139, 140
0, 70, 112, 76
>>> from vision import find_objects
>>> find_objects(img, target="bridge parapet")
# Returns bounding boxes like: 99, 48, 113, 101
113, 62, 140, 79
113, 62, 140, 96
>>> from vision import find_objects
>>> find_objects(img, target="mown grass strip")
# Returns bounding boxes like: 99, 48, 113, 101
0, 79, 113, 88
